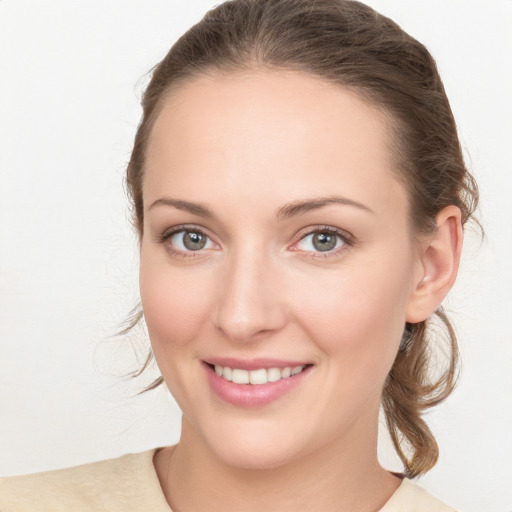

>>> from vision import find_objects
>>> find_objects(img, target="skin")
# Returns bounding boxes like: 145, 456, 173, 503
139, 70, 462, 512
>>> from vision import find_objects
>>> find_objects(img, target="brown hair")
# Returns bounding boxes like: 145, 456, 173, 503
125, 0, 478, 477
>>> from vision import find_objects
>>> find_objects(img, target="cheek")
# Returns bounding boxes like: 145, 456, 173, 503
139, 256, 214, 354
288, 255, 413, 368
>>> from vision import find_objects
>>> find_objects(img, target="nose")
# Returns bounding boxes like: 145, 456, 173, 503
212, 248, 287, 343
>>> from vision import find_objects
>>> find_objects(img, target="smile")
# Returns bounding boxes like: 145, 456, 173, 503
213, 365, 306, 385
204, 361, 313, 407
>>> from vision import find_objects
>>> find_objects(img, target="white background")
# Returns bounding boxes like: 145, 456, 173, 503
1, 1, 511, 510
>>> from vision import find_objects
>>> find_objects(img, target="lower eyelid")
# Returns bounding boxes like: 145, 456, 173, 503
161, 227, 220, 255
298, 235, 346, 256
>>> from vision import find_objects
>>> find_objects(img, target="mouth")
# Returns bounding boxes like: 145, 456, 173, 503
203, 360, 313, 407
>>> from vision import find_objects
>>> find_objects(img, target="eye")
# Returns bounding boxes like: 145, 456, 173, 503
293, 227, 352, 255
166, 229, 216, 252
297, 231, 342, 252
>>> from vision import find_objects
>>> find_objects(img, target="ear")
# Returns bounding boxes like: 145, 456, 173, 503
406, 205, 463, 323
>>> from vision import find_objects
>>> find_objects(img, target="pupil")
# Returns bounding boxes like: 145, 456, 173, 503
184, 231, 206, 250
313, 232, 336, 252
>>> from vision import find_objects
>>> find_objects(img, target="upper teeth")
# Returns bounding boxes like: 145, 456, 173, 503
214, 365, 305, 385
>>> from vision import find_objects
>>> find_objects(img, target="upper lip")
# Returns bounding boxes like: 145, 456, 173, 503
204, 357, 311, 371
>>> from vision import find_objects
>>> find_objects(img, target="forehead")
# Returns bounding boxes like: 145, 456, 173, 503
144, 69, 408, 221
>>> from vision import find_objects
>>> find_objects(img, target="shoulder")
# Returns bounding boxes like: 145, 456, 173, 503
0, 449, 170, 512
379, 478, 457, 512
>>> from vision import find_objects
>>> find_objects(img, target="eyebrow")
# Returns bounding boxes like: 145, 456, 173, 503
276, 196, 374, 219
148, 198, 215, 218
147, 195, 374, 219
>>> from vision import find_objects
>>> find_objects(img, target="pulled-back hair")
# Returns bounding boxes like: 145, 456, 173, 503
126, 0, 478, 478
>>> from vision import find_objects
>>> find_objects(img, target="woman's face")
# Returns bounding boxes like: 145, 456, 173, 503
140, 70, 425, 469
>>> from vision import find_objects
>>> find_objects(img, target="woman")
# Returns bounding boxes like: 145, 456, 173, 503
0, 0, 479, 510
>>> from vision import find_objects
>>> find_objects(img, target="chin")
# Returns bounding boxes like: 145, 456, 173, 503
194, 416, 321, 471
211, 440, 300, 471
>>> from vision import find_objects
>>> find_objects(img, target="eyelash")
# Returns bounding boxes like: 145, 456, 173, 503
291, 225, 355, 259
157, 224, 355, 259
158, 225, 216, 259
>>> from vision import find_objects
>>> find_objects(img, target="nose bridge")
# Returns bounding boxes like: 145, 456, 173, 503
213, 240, 285, 342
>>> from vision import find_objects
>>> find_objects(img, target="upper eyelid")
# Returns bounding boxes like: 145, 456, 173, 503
160, 224, 212, 239
287, 226, 356, 259
294, 225, 355, 244
157, 225, 218, 249
159, 226, 219, 256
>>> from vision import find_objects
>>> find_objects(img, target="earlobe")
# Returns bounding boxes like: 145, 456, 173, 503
406, 205, 463, 323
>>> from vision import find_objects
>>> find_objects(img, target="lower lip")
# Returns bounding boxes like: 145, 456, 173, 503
204, 363, 312, 407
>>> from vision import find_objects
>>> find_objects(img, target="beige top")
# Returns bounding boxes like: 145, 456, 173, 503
0, 449, 456, 511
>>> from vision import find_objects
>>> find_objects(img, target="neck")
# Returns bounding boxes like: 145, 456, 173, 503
155, 415, 400, 512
